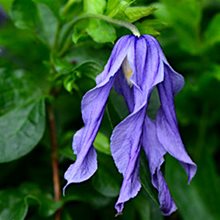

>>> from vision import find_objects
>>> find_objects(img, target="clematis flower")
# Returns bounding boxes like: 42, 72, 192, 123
64, 35, 197, 215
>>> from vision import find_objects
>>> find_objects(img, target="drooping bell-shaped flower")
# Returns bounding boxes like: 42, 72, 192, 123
64, 35, 197, 216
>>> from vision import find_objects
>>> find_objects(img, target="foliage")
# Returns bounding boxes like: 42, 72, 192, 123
0, 0, 220, 219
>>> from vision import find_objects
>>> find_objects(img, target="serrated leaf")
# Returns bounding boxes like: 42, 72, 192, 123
0, 69, 45, 163
124, 6, 156, 22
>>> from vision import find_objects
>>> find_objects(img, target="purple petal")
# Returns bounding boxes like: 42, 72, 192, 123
145, 35, 184, 94
127, 36, 164, 94
142, 117, 177, 215
115, 149, 141, 214
156, 67, 197, 183
64, 36, 133, 189
112, 35, 167, 214
111, 108, 145, 214
96, 35, 132, 84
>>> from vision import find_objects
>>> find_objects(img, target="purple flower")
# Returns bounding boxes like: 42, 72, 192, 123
64, 35, 197, 215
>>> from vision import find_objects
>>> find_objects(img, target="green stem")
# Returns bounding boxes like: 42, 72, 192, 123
59, 13, 140, 56
73, 14, 141, 37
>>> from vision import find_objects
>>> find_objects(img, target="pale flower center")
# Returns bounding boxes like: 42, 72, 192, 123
122, 57, 133, 86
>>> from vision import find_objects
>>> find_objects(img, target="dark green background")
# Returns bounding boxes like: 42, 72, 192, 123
0, 0, 220, 219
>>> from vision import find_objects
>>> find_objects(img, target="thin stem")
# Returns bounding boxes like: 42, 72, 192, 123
74, 14, 141, 37
47, 103, 61, 220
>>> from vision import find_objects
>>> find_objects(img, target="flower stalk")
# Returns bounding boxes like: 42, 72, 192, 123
47, 103, 61, 220
72, 14, 141, 37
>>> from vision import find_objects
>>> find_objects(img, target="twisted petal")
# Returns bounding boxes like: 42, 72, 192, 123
64, 36, 132, 189
111, 36, 164, 214
142, 117, 177, 215
156, 66, 197, 182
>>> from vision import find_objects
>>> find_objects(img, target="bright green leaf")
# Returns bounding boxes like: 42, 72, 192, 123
86, 20, 116, 43
83, 0, 116, 43
94, 132, 111, 155
84, 0, 106, 13
106, 0, 120, 17
124, 6, 156, 22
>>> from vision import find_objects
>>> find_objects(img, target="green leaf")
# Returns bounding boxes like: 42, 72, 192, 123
166, 153, 220, 220
87, 19, 117, 43
106, 0, 132, 17
0, 69, 45, 163
106, 0, 120, 17
11, 0, 59, 47
64, 183, 111, 207
33, 0, 61, 18
157, 0, 202, 54
94, 132, 111, 155
62, 60, 101, 92
35, 3, 59, 47
10, 0, 39, 30
92, 155, 120, 197
0, 189, 28, 220
136, 19, 165, 36
84, 0, 106, 14
20, 183, 62, 217
124, 6, 156, 22
72, 20, 88, 44
204, 13, 220, 46
82, 0, 116, 43
0, 183, 61, 219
